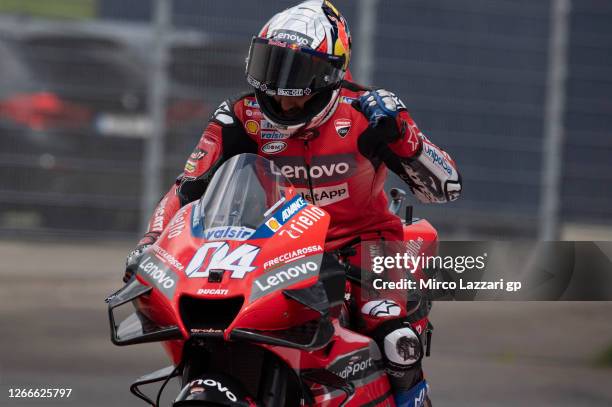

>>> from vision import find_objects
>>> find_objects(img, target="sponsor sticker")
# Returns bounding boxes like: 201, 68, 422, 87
245, 120, 259, 135
295, 183, 350, 206
185, 162, 196, 173
185, 242, 260, 279
261, 141, 287, 154
167, 207, 188, 239
197, 288, 229, 295
270, 29, 314, 47
263, 244, 323, 269
277, 205, 326, 239
341, 96, 355, 104
260, 119, 275, 129
265, 217, 281, 232
138, 256, 178, 299
334, 119, 351, 137
280, 196, 307, 221
189, 148, 207, 161
361, 299, 401, 317
269, 154, 356, 183
261, 130, 289, 140
151, 196, 169, 232
251, 195, 309, 239
188, 379, 237, 402
152, 245, 185, 271
424, 143, 453, 176
250, 254, 322, 301
277, 88, 304, 96
198, 226, 255, 241
244, 99, 259, 108
212, 101, 234, 125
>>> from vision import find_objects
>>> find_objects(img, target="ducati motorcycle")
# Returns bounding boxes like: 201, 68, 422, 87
106, 153, 436, 406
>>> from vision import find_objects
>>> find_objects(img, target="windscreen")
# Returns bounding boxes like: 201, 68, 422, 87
197, 154, 292, 230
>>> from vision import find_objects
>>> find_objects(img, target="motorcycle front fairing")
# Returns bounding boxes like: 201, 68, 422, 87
109, 154, 394, 406
125, 154, 335, 354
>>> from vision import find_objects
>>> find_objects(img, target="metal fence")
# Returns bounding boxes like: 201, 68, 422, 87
0, 0, 610, 240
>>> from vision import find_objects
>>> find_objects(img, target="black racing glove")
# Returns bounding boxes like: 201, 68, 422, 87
123, 244, 152, 283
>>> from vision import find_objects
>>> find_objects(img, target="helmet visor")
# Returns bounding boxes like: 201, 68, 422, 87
246, 37, 345, 96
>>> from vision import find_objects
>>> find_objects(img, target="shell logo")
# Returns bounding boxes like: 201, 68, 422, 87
245, 120, 260, 135
265, 217, 281, 232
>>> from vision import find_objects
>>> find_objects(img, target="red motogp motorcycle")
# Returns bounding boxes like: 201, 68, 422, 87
106, 153, 437, 406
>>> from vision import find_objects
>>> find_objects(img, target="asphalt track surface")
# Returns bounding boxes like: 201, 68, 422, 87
1, 241, 611, 406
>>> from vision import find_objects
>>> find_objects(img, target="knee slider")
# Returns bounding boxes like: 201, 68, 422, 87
374, 321, 423, 373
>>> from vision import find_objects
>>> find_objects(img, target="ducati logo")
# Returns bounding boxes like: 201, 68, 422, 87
334, 119, 351, 138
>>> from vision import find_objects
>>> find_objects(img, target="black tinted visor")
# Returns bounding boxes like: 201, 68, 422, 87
246, 37, 345, 96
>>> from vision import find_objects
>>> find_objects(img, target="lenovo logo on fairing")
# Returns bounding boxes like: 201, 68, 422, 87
137, 256, 178, 299
250, 254, 322, 301
189, 379, 237, 402
139, 256, 175, 289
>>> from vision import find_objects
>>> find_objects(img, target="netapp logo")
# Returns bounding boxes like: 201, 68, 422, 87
295, 183, 349, 206
271, 29, 313, 47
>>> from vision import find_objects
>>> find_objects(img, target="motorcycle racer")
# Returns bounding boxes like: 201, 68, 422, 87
126, 1, 461, 405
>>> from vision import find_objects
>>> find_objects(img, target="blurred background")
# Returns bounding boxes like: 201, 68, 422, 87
0, 1, 611, 406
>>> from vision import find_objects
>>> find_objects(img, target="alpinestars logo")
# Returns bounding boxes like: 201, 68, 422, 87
212, 101, 234, 125
361, 299, 401, 317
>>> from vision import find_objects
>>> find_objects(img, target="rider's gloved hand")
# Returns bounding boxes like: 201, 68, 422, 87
356, 89, 403, 128
354, 89, 423, 157
123, 232, 159, 282
123, 244, 152, 283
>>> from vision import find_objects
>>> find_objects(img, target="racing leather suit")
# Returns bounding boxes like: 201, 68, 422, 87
137, 80, 462, 396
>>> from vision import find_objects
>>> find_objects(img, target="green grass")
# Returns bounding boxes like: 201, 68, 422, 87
0, 0, 96, 19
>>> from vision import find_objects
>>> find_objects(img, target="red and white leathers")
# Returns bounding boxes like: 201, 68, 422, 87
138, 80, 461, 394
140, 81, 461, 251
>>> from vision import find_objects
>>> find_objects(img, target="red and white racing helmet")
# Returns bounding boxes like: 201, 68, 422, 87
245, 0, 351, 135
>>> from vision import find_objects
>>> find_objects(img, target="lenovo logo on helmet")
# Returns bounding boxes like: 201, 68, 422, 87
270, 29, 313, 47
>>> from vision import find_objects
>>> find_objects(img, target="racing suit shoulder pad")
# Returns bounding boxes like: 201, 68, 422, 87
209, 92, 255, 127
